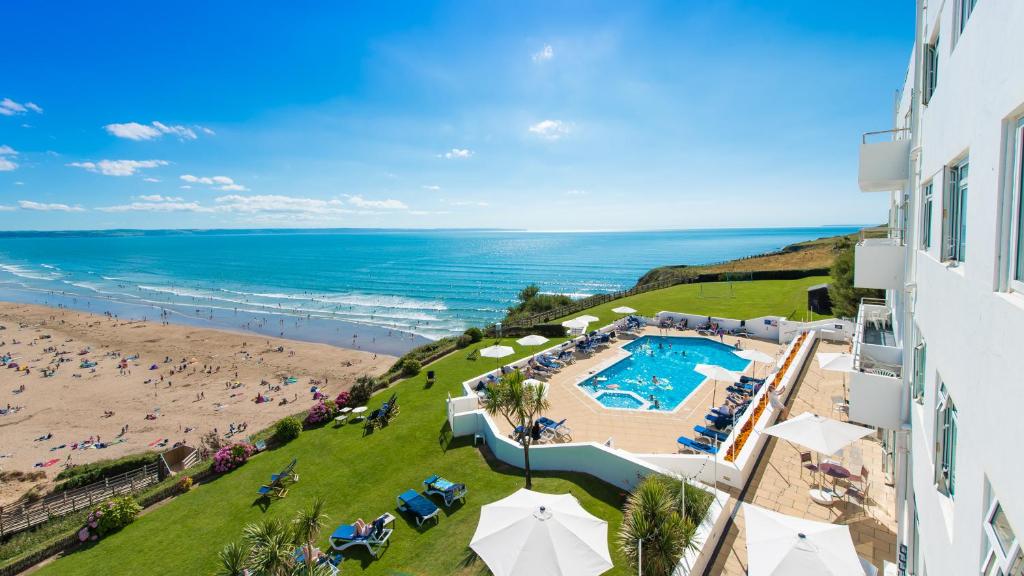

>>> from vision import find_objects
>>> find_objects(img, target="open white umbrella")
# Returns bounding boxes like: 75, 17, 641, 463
470, 489, 613, 576
611, 306, 636, 314
743, 503, 864, 576
523, 378, 547, 399
735, 349, 775, 365
575, 315, 600, 323
816, 353, 854, 372
516, 335, 550, 347
561, 318, 591, 331
480, 345, 515, 359
763, 412, 872, 457
694, 364, 742, 384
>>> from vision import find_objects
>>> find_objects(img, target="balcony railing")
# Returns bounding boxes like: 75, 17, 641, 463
853, 298, 902, 378
859, 129, 911, 192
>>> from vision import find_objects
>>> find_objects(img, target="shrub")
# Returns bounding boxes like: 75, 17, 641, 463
213, 442, 255, 473
306, 401, 330, 425
464, 327, 484, 343
323, 398, 337, 415
334, 390, 351, 408
275, 417, 302, 443
347, 376, 376, 407
456, 334, 473, 348
177, 476, 193, 493
199, 430, 226, 459
79, 496, 141, 541
401, 358, 421, 377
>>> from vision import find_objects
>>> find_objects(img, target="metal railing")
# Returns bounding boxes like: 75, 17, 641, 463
862, 127, 911, 144
858, 226, 905, 245
852, 298, 902, 378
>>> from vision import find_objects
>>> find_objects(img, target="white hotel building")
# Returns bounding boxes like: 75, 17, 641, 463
854, 0, 1024, 575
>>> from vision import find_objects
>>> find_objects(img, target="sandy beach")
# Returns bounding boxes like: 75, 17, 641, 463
0, 302, 395, 505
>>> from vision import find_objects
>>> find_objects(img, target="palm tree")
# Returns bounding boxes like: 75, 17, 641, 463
243, 517, 296, 576
292, 496, 328, 576
482, 369, 549, 488
617, 475, 699, 576
216, 541, 250, 576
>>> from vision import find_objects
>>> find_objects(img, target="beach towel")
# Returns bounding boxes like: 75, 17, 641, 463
35, 458, 59, 468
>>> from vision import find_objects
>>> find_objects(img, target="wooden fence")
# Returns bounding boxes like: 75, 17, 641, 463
0, 463, 161, 538
499, 278, 683, 329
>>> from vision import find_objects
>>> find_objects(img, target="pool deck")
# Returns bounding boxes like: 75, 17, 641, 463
492, 326, 783, 454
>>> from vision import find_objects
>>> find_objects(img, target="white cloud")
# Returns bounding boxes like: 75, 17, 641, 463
180, 174, 247, 191
14, 181, 24, 186
201, 127, 216, 136
0, 145, 16, 171
67, 159, 168, 176
565, 189, 587, 196
180, 185, 192, 190
528, 119, 570, 140
532, 44, 554, 62
104, 121, 207, 141
98, 201, 206, 213
136, 194, 183, 202
440, 148, 472, 159
143, 177, 161, 183
0, 98, 43, 116
0, 205, 14, 211
214, 194, 353, 215
18, 200, 85, 212
422, 185, 441, 191
449, 200, 489, 207
345, 195, 408, 210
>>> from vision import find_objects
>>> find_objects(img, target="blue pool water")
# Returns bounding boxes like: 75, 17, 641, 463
579, 336, 750, 411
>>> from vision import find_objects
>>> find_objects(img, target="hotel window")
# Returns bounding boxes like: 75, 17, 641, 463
1010, 117, 1024, 292
912, 341, 926, 403
958, 0, 979, 36
982, 498, 1024, 575
921, 181, 934, 250
933, 381, 957, 497
923, 37, 939, 104
943, 158, 969, 263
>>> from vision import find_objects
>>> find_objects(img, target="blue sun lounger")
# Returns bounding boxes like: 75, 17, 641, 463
423, 474, 468, 507
329, 513, 394, 558
397, 489, 440, 526
693, 425, 729, 442
677, 436, 718, 455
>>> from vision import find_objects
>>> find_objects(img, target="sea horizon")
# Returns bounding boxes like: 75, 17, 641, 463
0, 226, 860, 353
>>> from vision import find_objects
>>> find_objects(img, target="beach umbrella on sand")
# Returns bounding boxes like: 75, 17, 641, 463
480, 344, 515, 371
611, 306, 636, 315
763, 412, 872, 457
734, 349, 775, 379
471, 489, 613, 576
743, 503, 864, 576
516, 335, 550, 347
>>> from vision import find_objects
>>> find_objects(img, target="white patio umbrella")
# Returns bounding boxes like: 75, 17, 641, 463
523, 378, 547, 399
734, 349, 775, 378
470, 489, 613, 576
816, 353, 854, 372
743, 503, 864, 576
611, 306, 636, 314
763, 412, 872, 457
516, 334, 550, 347
561, 317, 591, 331
694, 364, 742, 384
480, 344, 515, 371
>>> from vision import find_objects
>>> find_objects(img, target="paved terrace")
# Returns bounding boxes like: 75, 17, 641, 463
489, 326, 784, 454
706, 340, 898, 575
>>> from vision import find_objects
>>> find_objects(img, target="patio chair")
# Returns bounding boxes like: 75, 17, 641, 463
693, 425, 729, 443
329, 514, 394, 558
800, 451, 818, 480
537, 417, 572, 442
677, 436, 718, 455
257, 482, 288, 499
270, 458, 299, 484
397, 489, 441, 526
423, 474, 468, 507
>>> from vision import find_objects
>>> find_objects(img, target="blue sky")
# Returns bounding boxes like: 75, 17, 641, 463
0, 1, 913, 231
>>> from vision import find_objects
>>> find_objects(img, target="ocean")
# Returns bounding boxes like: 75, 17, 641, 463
0, 227, 857, 354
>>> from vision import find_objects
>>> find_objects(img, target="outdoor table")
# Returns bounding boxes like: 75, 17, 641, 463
819, 462, 851, 488
339, 407, 353, 414
350, 406, 368, 421
333, 414, 348, 425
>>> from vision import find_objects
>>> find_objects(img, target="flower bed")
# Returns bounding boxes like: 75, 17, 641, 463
212, 443, 255, 473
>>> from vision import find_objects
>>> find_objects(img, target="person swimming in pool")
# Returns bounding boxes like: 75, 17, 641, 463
652, 375, 659, 385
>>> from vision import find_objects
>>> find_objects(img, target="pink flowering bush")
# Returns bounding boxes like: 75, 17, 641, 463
213, 442, 255, 473
306, 401, 330, 424
334, 391, 351, 408
78, 496, 141, 541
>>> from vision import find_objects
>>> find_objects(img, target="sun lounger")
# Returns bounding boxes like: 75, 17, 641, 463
705, 413, 735, 430
257, 483, 288, 499
693, 425, 730, 443
677, 436, 718, 455
397, 489, 440, 526
270, 458, 299, 483
537, 417, 572, 442
423, 474, 467, 507
330, 514, 394, 557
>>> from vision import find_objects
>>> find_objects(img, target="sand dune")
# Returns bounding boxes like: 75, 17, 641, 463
0, 302, 395, 505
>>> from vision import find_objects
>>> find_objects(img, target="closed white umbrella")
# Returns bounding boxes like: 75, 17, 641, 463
517, 335, 550, 347
763, 412, 872, 457
470, 489, 613, 576
611, 306, 636, 314
743, 504, 864, 576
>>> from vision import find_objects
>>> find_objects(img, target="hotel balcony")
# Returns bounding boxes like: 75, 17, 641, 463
848, 298, 903, 429
859, 129, 911, 192
854, 228, 905, 290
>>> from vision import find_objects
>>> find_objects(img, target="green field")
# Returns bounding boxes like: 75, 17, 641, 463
32, 277, 827, 575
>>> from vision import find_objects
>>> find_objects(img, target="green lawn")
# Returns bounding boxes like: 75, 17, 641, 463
34, 277, 826, 575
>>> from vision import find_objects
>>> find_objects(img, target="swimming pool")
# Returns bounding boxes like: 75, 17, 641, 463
578, 336, 750, 411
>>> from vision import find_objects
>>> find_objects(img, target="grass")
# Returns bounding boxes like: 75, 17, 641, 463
32, 277, 825, 575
